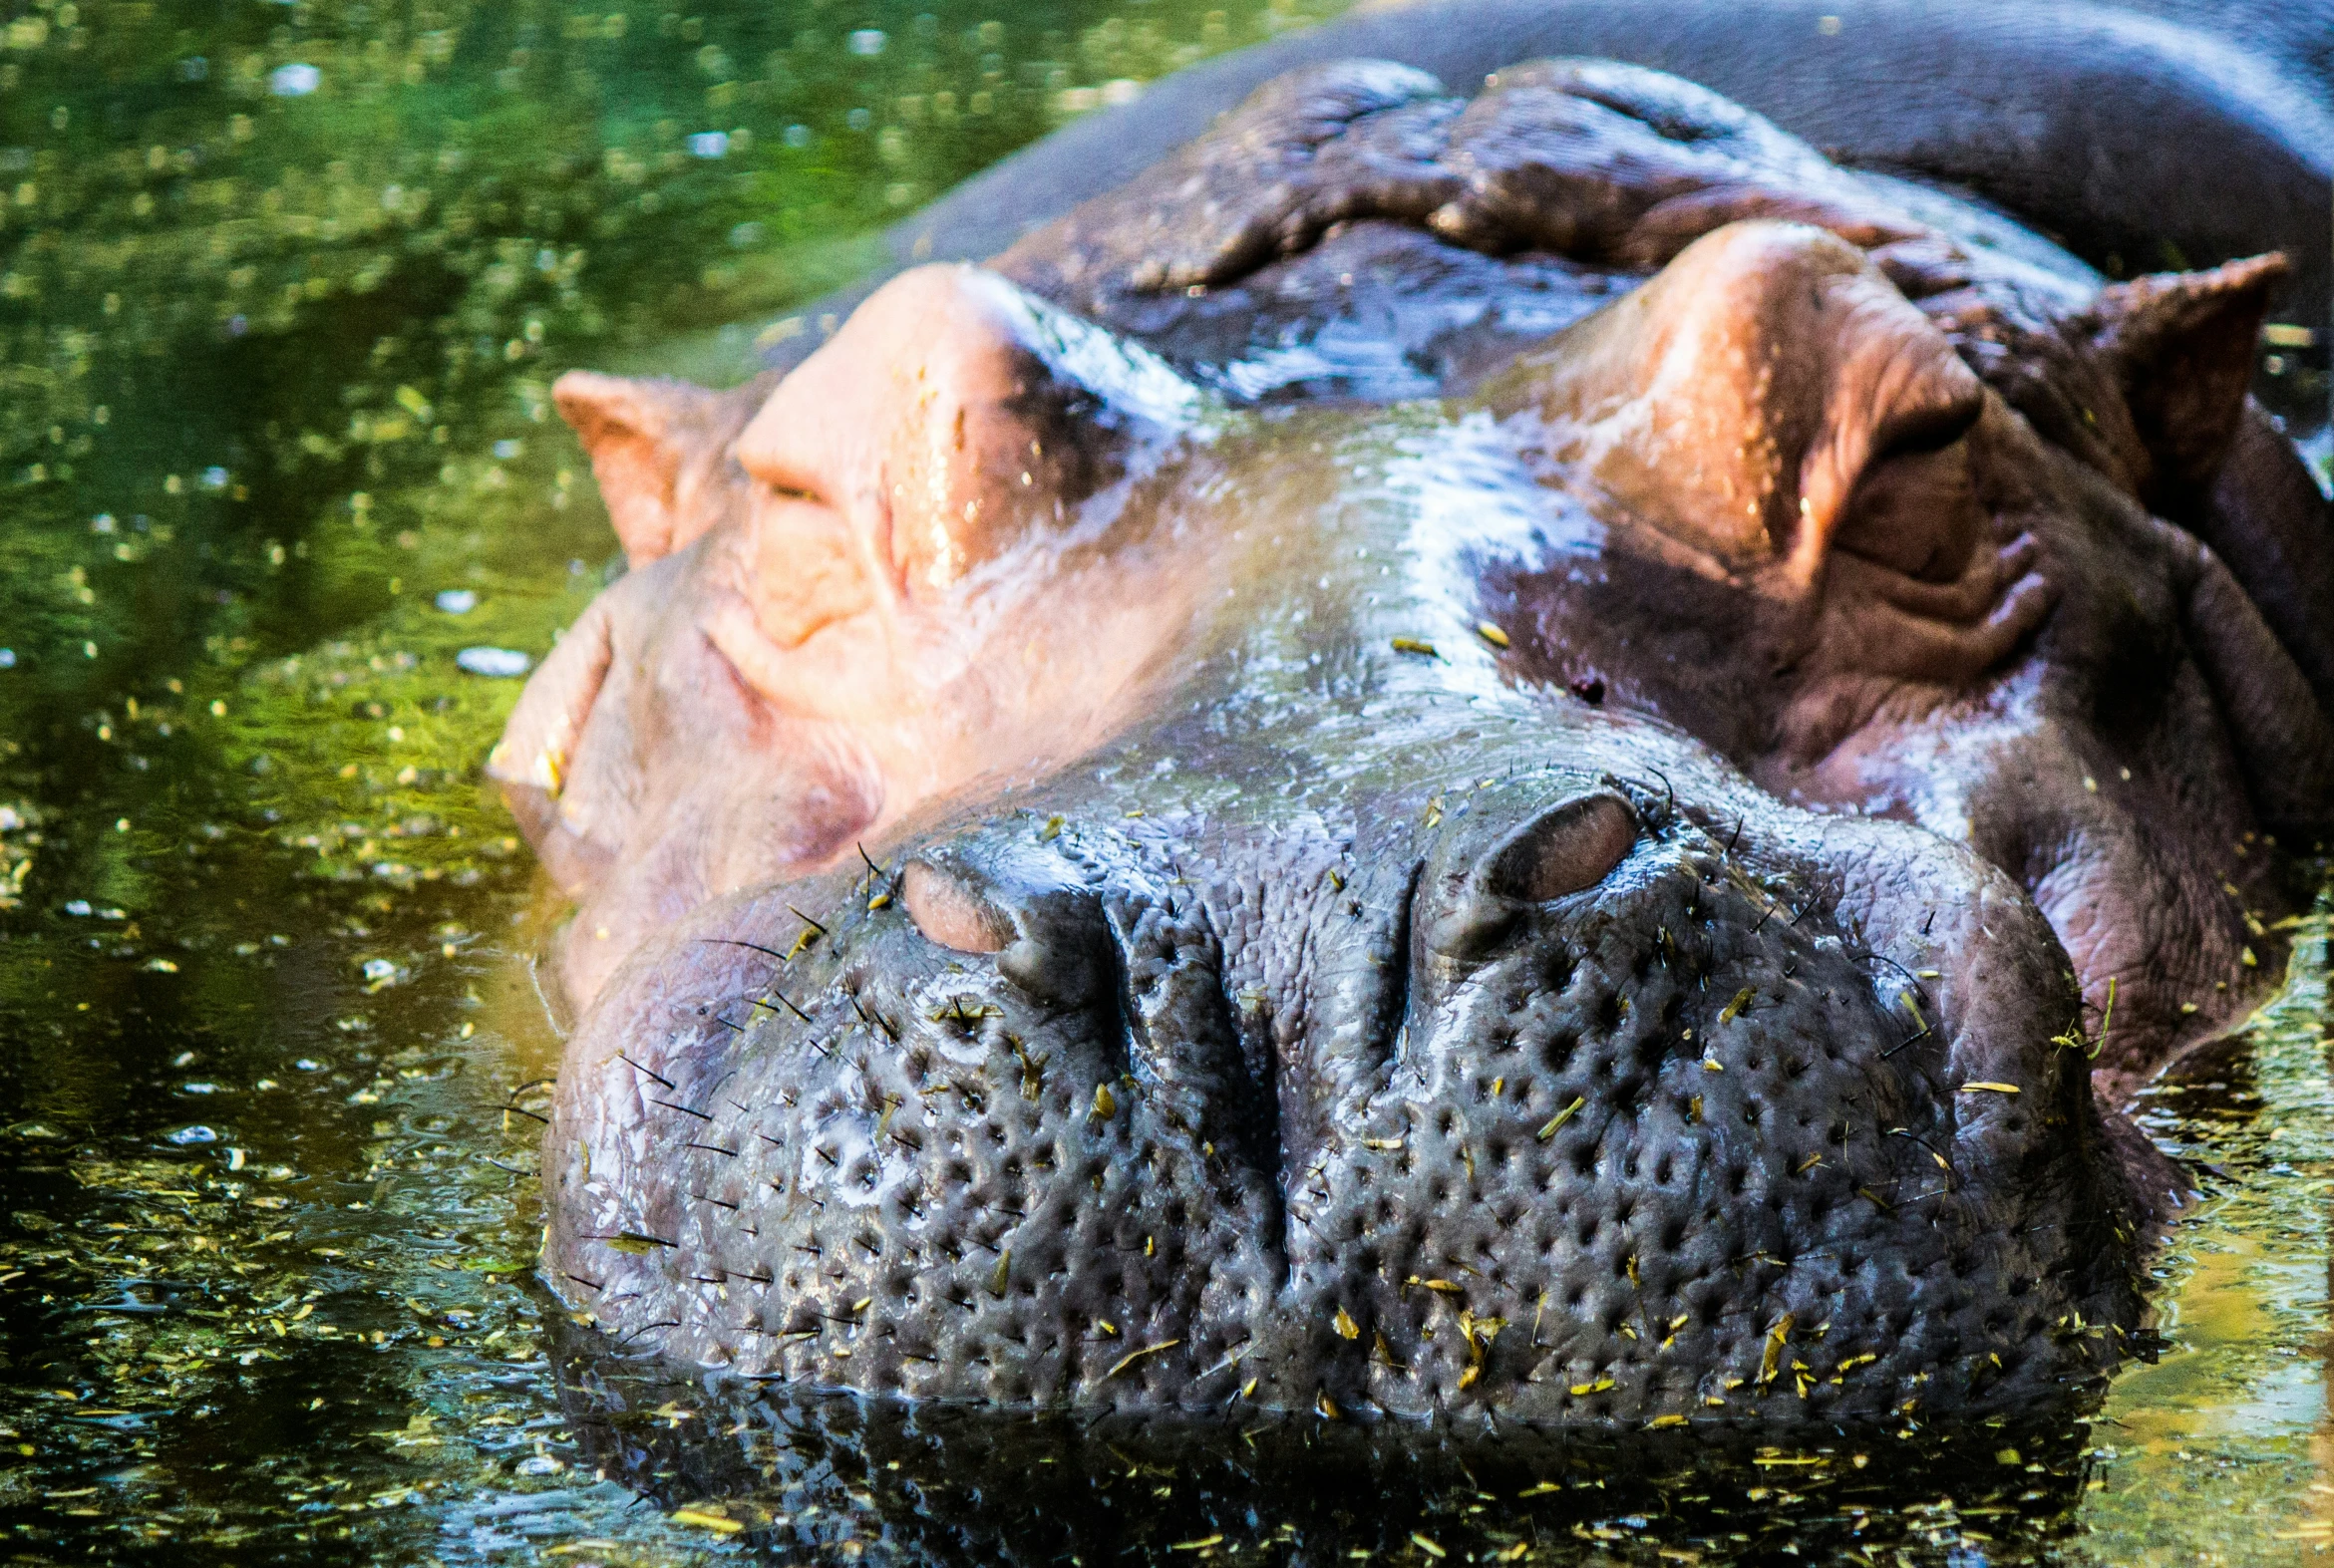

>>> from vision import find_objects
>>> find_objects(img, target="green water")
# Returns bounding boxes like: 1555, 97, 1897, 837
0, 0, 2329, 1562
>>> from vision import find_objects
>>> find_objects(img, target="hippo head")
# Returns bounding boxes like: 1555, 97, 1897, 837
497, 62, 2334, 1428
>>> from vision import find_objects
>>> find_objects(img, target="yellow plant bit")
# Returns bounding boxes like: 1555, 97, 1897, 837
1169, 1535, 1224, 1552
1719, 986, 1756, 1024
1476, 622, 1509, 648
1390, 636, 1439, 658
1410, 1532, 1448, 1559
1647, 1412, 1688, 1428
1759, 1313, 1796, 1386
598, 1232, 674, 1255
1516, 1481, 1561, 1498
1092, 1083, 1117, 1118
1105, 1339, 1181, 1380
1535, 1096, 1586, 1140
1333, 1305, 1360, 1340
1316, 1390, 1341, 1418
988, 1250, 1011, 1298
1898, 989, 1926, 1031
1959, 1082, 2020, 1095
669, 1509, 743, 1534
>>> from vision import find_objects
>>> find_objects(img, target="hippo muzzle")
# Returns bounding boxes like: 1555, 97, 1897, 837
545, 737, 2146, 1429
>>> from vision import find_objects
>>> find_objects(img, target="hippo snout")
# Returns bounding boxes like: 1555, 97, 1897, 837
542, 761, 2149, 1430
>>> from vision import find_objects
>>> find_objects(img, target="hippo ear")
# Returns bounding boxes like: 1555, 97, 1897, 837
2084, 253, 2287, 509
554, 370, 751, 566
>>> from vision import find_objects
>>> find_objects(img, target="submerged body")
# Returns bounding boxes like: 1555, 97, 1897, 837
497, 29, 2334, 1430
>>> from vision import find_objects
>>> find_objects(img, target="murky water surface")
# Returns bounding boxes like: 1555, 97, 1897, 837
1, 2, 2331, 1562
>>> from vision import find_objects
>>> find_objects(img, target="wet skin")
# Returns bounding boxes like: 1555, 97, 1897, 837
497, 62, 2334, 1426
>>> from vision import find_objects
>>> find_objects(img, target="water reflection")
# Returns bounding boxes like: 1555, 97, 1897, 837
550, 1331, 2104, 1563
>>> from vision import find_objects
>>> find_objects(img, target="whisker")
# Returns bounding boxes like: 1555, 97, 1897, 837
701, 937, 790, 963
753, 990, 814, 1024
615, 1052, 675, 1090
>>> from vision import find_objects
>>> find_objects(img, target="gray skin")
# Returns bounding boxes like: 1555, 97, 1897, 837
522, 41, 2334, 1431
523, 58, 2334, 1430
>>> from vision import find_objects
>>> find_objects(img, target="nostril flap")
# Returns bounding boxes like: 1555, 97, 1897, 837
1432, 791, 1640, 962
900, 860, 1017, 954
901, 847, 1117, 1011
1480, 791, 1640, 903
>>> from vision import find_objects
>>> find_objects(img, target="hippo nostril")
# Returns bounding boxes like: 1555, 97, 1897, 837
1431, 792, 1641, 961
1480, 792, 1639, 903
899, 859, 1016, 954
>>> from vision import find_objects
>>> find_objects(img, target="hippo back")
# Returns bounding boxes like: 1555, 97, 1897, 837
764, 0, 2332, 374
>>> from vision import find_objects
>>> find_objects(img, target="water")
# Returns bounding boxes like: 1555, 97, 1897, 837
0, 1, 2328, 1562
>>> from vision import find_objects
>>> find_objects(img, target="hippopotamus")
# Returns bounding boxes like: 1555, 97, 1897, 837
491, 2, 2334, 1435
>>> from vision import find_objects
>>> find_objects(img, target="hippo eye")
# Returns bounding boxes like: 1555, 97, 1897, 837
1479, 792, 1639, 903
900, 859, 1018, 954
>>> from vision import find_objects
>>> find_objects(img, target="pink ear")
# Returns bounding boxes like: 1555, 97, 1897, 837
554, 370, 766, 565
2083, 252, 2288, 510
732, 265, 1184, 605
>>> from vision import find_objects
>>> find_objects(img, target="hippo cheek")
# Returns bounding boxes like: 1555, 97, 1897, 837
1285, 802, 2144, 1427
507, 546, 891, 1012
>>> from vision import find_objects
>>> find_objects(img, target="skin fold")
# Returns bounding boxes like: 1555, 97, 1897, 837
495, 56, 2334, 1430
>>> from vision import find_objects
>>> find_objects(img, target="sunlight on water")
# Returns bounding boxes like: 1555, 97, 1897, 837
2081, 911, 2334, 1563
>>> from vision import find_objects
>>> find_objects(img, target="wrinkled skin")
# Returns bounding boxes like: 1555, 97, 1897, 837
496, 60, 2334, 1430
